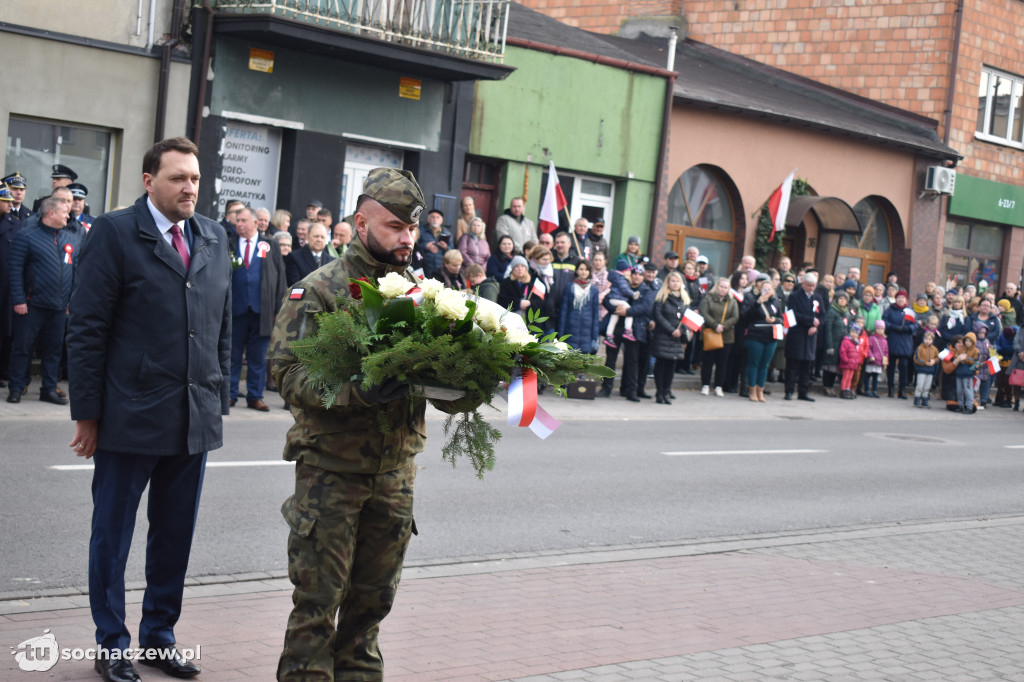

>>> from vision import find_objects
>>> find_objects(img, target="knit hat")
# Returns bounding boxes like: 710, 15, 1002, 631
973, 322, 988, 335
627, 235, 640, 245
834, 290, 849, 302
1004, 326, 1016, 340
843, 279, 858, 290
874, 320, 886, 330
998, 299, 1012, 312
896, 289, 908, 299
508, 255, 528, 271
965, 331, 977, 344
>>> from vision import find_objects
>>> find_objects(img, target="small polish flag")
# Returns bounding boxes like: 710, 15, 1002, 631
413, 267, 425, 280
730, 288, 744, 302
985, 355, 1000, 374
682, 308, 705, 332
772, 324, 785, 340
938, 348, 951, 361
903, 309, 916, 324
531, 279, 547, 300
538, 161, 568, 234
782, 309, 797, 329
404, 286, 424, 307
289, 287, 305, 300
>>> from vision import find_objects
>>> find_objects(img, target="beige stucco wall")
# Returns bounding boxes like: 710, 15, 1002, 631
668, 107, 920, 254
0, 32, 191, 208
0, 0, 176, 49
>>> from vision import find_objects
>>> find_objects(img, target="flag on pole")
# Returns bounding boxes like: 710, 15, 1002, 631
767, 169, 796, 242
538, 161, 568, 234
682, 308, 705, 332
782, 309, 797, 329
985, 355, 1001, 374
531, 279, 547, 300
938, 348, 951, 361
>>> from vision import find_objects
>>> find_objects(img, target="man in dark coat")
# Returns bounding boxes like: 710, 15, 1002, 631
0, 184, 21, 387
600, 264, 655, 401
784, 271, 825, 401
284, 222, 334, 286
228, 206, 287, 411
67, 137, 231, 682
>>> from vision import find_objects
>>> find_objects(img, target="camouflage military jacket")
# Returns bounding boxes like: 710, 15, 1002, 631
269, 238, 466, 474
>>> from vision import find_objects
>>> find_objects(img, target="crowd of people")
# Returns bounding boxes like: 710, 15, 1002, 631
5, 171, 1024, 417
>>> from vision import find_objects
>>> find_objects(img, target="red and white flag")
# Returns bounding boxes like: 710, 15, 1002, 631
767, 169, 796, 242
682, 308, 705, 332
782, 309, 797, 329
985, 355, 1000, 374
538, 161, 568, 234
531, 279, 547, 300
938, 348, 951, 361
903, 308, 916, 324
730, 288, 744, 302
772, 324, 785, 340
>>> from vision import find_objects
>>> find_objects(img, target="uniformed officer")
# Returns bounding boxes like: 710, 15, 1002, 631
68, 182, 95, 230
31, 163, 77, 214
1, 172, 31, 221
0, 184, 20, 387
269, 168, 484, 681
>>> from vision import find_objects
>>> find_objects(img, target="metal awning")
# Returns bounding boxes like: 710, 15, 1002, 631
786, 196, 860, 233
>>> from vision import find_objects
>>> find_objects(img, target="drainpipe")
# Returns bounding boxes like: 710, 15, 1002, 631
154, 0, 185, 142
648, 30, 678, 252
941, 0, 964, 151
191, 1, 217, 145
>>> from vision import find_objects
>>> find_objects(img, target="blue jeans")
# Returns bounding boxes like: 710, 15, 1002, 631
745, 339, 778, 388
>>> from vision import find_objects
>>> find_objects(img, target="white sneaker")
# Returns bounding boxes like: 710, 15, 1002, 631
714, 387, 725, 397
700, 385, 710, 396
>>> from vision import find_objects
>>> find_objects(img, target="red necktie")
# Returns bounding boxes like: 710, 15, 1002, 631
170, 224, 190, 270
243, 239, 251, 269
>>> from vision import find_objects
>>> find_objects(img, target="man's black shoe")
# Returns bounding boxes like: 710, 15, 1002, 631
784, 393, 793, 400
6, 392, 20, 404
598, 385, 612, 398
95, 658, 141, 682
624, 395, 640, 402
798, 395, 815, 402
229, 397, 237, 407
637, 391, 653, 399
138, 646, 201, 678
40, 391, 69, 405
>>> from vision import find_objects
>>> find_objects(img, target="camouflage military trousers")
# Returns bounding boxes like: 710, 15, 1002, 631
277, 459, 416, 682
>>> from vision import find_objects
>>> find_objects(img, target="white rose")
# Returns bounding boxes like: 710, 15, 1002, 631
504, 327, 537, 347
552, 340, 570, 352
434, 288, 470, 321
419, 278, 444, 300
378, 272, 411, 298
473, 303, 503, 332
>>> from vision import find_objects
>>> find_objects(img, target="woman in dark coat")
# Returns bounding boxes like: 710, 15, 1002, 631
881, 289, 916, 398
557, 261, 600, 354
497, 255, 545, 321
650, 271, 692, 403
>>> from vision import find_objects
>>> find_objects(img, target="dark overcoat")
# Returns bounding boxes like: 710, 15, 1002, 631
0, 212, 21, 337
67, 195, 232, 456
785, 287, 825, 361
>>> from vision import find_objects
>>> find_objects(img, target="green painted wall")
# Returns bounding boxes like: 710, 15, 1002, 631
472, 45, 666, 256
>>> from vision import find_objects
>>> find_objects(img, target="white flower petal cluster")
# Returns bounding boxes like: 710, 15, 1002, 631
551, 340, 570, 352
435, 288, 470, 321
504, 327, 538, 347
378, 272, 411, 298
419, 278, 444, 300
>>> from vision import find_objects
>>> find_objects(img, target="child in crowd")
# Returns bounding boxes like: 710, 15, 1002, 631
994, 325, 1018, 408
838, 323, 864, 399
974, 323, 993, 409
603, 267, 640, 348
951, 333, 979, 413
913, 330, 939, 408
864, 320, 888, 398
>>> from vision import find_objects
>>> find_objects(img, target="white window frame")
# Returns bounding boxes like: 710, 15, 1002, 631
567, 173, 614, 233
975, 66, 1024, 150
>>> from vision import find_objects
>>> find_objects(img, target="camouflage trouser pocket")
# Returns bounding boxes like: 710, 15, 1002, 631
281, 495, 320, 593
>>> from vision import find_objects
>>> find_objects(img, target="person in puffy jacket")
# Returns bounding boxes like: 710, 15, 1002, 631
838, 323, 864, 399
882, 289, 916, 398
650, 271, 691, 404
557, 261, 600, 354
863, 320, 888, 398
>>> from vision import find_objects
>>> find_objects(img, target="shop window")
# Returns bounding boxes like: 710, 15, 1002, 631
666, 166, 734, 279
976, 67, 1024, 148
942, 220, 1004, 291
838, 197, 892, 285
6, 116, 112, 212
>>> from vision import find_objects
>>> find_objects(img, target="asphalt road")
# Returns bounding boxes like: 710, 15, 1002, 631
4, 391, 1024, 596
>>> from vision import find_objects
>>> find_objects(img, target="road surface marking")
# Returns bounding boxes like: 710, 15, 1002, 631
51, 460, 293, 471
662, 449, 828, 456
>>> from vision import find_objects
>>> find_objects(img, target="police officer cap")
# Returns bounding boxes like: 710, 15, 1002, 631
0, 183, 13, 202
1, 172, 26, 189
68, 182, 88, 198
362, 167, 425, 224
51, 164, 78, 181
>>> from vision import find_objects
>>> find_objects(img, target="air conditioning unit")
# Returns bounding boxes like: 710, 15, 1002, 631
925, 166, 956, 195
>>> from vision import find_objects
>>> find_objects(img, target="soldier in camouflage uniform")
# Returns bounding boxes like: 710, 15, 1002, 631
270, 168, 483, 681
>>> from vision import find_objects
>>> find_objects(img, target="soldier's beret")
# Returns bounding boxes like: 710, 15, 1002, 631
51, 164, 78, 181
362, 168, 425, 224
68, 182, 88, 198
1, 172, 26, 189
0, 183, 13, 202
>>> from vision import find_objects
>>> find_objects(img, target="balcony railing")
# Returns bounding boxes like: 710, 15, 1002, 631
207, 0, 509, 62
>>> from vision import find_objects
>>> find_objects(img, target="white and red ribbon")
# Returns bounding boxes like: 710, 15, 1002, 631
404, 286, 424, 307
257, 241, 270, 258
505, 368, 562, 440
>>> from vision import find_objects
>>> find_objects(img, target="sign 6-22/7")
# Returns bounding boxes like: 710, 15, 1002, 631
998, 198, 1016, 209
